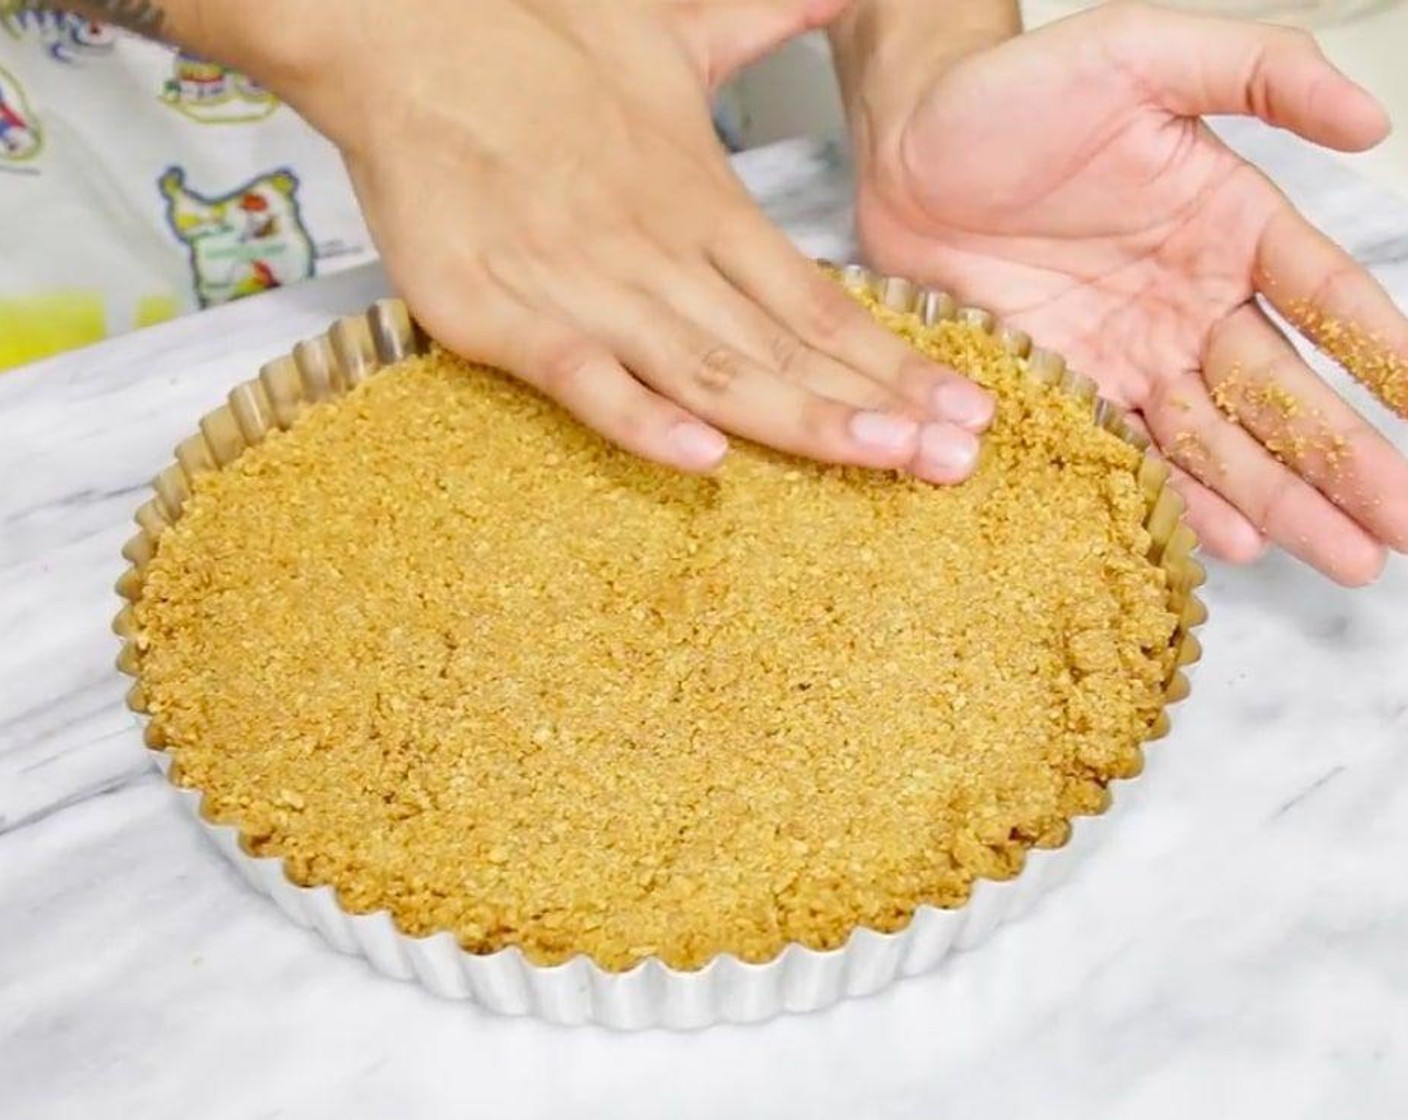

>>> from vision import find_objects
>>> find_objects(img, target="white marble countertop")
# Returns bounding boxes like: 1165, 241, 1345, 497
4, 123, 1408, 1118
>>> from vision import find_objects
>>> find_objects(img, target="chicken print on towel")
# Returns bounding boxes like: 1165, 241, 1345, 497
159, 167, 315, 307
0, 63, 39, 164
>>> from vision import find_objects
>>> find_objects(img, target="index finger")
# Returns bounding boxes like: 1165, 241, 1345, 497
707, 210, 996, 429
1203, 302, 1408, 554
1097, 6, 1389, 152
1255, 202, 1408, 423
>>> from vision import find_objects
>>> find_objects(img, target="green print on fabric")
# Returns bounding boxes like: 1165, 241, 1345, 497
159, 167, 315, 308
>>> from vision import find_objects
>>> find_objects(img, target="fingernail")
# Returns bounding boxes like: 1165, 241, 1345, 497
844, 408, 923, 453
932, 380, 995, 431
850, 411, 919, 452
669, 421, 728, 468
918, 423, 979, 481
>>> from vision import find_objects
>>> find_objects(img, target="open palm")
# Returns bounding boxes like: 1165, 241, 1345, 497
855, 3, 1408, 585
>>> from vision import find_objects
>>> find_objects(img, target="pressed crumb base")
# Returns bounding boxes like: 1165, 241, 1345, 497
135, 300, 1179, 971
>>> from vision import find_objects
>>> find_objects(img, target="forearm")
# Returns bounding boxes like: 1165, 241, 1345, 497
27, 0, 313, 87
829, 0, 1022, 113
21, 0, 167, 35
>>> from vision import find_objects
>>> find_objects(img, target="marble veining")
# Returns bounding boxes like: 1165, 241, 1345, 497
3, 120, 1408, 1118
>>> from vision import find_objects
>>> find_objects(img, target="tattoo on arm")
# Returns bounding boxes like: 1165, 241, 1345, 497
20, 0, 165, 36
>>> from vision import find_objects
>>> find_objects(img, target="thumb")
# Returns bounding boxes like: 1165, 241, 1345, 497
1095, 4, 1389, 152
672, 0, 853, 91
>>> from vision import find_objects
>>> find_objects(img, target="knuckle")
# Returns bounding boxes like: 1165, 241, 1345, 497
895, 353, 945, 396
796, 283, 857, 347
1151, 368, 1202, 416
693, 344, 747, 392
798, 394, 848, 450
1307, 263, 1361, 319
766, 331, 807, 379
409, 292, 468, 352
408, 270, 494, 358
1275, 24, 1317, 54
612, 402, 666, 449
1263, 353, 1306, 392
867, 383, 912, 414
1249, 469, 1298, 533
537, 336, 601, 398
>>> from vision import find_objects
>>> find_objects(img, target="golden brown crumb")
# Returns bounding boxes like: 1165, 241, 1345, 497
1290, 299, 1408, 420
1212, 363, 1350, 478
1169, 431, 1213, 476
1211, 365, 1243, 420
1214, 367, 1303, 427
134, 293, 1179, 972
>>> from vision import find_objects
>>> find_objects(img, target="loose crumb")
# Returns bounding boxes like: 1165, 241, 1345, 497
135, 292, 1181, 972
1212, 363, 1350, 477
1170, 430, 1213, 475
1211, 365, 1244, 420
1290, 299, 1408, 420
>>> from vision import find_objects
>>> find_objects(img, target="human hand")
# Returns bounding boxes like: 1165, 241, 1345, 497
846, 1, 1408, 584
239, 0, 994, 484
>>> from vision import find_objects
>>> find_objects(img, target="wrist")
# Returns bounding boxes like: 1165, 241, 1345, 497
181, 0, 330, 115
830, 1, 1021, 125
